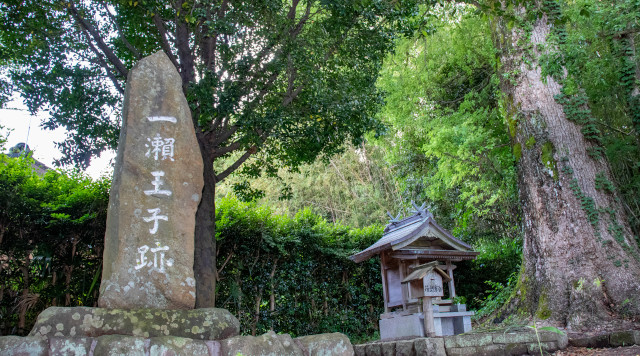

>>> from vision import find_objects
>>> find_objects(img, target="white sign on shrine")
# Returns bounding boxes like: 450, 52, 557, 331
423, 270, 444, 297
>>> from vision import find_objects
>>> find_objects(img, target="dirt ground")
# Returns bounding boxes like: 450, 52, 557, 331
553, 345, 640, 355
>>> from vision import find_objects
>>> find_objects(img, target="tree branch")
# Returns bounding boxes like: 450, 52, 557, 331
239, 0, 312, 86
215, 248, 234, 281
283, 84, 304, 107
77, 26, 125, 94
289, 1, 312, 38
175, 0, 196, 85
209, 126, 238, 147
67, 1, 128, 78
152, 13, 181, 70
99, 0, 141, 59
212, 140, 242, 158
215, 146, 256, 183
201, 0, 228, 72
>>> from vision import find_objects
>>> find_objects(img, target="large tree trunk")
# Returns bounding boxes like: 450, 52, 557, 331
194, 139, 217, 308
496, 4, 640, 328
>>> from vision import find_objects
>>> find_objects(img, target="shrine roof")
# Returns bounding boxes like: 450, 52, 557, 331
401, 261, 451, 284
350, 206, 475, 263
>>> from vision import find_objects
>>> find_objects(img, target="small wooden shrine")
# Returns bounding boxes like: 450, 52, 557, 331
350, 202, 479, 339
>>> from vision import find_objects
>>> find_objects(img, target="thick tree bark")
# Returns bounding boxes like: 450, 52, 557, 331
496, 6, 640, 328
194, 139, 217, 308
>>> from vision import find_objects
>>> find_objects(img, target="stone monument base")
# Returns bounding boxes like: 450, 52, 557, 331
0, 331, 353, 356
0, 307, 355, 355
28, 307, 239, 340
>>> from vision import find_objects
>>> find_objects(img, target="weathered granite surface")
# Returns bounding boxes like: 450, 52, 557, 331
0, 336, 47, 356
99, 50, 204, 310
28, 307, 239, 340
220, 331, 304, 356
48, 337, 93, 355
1, 331, 354, 356
354, 330, 573, 356
609, 329, 640, 347
296, 332, 354, 356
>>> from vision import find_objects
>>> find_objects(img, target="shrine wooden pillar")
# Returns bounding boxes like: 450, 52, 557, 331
380, 252, 390, 313
422, 297, 435, 337
400, 260, 408, 311
446, 260, 456, 299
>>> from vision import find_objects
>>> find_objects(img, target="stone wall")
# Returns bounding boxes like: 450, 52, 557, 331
0, 331, 353, 356
0, 306, 355, 356
355, 329, 640, 356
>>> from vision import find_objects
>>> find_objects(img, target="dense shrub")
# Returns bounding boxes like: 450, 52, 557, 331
455, 237, 522, 312
0, 155, 108, 335
214, 197, 384, 341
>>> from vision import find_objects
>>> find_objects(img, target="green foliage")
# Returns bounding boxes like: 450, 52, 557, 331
214, 196, 383, 340
557, 0, 640, 238
0, 0, 420, 176
554, 91, 603, 158
528, 321, 565, 356
0, 154, 108, 335
530, 0, 640, 243
217, 143, 403, 228
0, 126, 6, 149
471, 271, 518, 321
0, 156, 520, 340
525, 137, 536, 150
0, 1, 121, 167
568, 178, 599, 227
375, 4, 519, 243
595, 172, 615, 194
456, 237, 522, 312
214, 196, 523, 339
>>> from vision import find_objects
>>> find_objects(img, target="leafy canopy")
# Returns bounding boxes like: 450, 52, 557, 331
375, 4, 519, 241
0, 0, 420, 182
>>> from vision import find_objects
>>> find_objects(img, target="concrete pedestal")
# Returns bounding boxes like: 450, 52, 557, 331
379, 314, 425, 340
379, 304, 474, 339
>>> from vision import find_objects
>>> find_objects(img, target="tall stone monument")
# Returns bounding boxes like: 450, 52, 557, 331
98, 51, 204, 309
0, 50, 356, 356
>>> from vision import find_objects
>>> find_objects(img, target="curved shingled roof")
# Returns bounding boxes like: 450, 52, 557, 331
350, 208, 475, 263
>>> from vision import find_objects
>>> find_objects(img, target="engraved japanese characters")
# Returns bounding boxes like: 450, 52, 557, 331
98, 52, 204, 309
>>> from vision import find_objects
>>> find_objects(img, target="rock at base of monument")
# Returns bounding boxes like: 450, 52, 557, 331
0, 332, 354, 356
220, 331, 354, 356
0, 336, 48, 356
48, 337, 94, 355
296, 332, 355, 355
220, 331, 302, 356
28, 306, 239, 340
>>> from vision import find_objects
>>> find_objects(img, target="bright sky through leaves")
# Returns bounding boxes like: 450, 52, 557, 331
0, 98, 114, 179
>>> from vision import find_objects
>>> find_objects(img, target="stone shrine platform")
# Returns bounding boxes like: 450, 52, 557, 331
380, 303, 473, 339
354, 329, 640, 356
